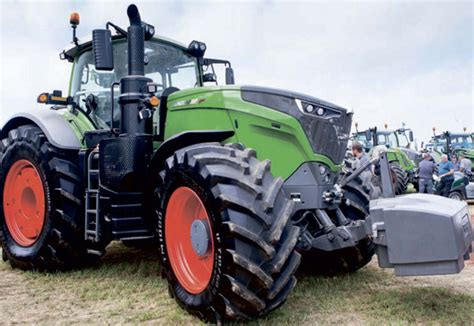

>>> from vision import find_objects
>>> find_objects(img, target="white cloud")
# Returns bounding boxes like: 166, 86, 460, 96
1, 0, 472, 144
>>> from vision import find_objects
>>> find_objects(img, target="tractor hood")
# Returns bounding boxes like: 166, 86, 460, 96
399, 147, 422, 165
240, 86, 352, 164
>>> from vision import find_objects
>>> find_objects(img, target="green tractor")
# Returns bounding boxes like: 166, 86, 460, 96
0, 6, 373, 321
352, 126, 419, 194
0, 5, 472, 323
429, 130, 474, 169
428, 130, 474, 200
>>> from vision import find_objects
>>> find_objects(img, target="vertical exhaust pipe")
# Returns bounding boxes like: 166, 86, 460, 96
126, 5, 144, 76
119, 4, 151, 135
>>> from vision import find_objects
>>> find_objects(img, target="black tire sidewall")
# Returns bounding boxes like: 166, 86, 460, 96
449, 191, 463, 201
0, 139, 54, 261
156, 167, 226, 314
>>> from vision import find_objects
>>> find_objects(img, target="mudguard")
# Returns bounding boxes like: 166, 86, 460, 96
149, 130, 235, 172
0, 110, 81, 150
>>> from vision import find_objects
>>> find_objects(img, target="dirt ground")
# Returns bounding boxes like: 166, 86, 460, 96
0, 205, 473, 324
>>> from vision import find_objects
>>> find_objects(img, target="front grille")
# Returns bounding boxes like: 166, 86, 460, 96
302, 111, 352, 164
241, 86, 352, 164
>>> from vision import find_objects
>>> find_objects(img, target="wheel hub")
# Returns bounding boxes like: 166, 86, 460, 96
165, 186, 215, 294
3, 159, 46, 247
190, 219, 211, 257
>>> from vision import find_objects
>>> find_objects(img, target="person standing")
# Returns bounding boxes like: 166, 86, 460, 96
352, 141, 370, 168
350, 141, 381, 198
437, 154, 455, 197
418, 153, 435, 194
459, 154, 472, 177
451, 155, 460, 171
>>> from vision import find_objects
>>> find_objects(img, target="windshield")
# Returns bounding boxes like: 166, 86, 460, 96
396, 131, 410, 148
450, 135, 473, 149
354, 133, 373, 151
71, 40, 199, 128
433, 139, 447, 153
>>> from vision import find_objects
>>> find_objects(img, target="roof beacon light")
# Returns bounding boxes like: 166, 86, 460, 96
70, 12, 80, 26
69, 12, 80, 46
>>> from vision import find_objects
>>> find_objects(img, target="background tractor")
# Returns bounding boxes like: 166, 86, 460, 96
0, 4, 472, 323
429, 130, 474, 169
352, 126, 419, 194
428, 130, 474, 200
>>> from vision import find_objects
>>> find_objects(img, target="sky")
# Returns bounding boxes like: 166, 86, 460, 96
0, 0, 472, 145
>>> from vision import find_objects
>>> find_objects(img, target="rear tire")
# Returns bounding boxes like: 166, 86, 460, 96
298, 178, 374, 275
0, 125, 104, 271
390, 162, 409, 195
156, 143, 301, 322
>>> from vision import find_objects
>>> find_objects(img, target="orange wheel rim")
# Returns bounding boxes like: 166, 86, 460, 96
3, 160, 46, 247
165, 186, 214, 294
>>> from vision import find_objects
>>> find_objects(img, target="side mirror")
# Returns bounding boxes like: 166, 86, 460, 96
84, 94, 99, 114
92, 29, 114, 71
365, 130, 371, 141
225, 67, 235, 85
203, 73, 217, 83
409, 130, 414, 142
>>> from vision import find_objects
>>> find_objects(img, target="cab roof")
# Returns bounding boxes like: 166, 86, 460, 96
61, 34, 188, 62
434, 132, 472, 139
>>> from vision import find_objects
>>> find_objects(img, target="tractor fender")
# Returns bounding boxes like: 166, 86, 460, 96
0, 111, 81, 150
149, 130, 235, 173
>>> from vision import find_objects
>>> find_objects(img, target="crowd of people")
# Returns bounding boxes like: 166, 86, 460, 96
418, 152, 471, 196
350, 141, 472, 198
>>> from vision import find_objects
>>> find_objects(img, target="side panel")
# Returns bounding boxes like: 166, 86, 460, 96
166, 88, 340, 180
164, 108, 237, 143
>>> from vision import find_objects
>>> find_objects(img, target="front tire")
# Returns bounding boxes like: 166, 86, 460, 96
0, 125, 103, 271
390, 162, 409, 195
156, 143, 301, 322
448, 190, 464, 201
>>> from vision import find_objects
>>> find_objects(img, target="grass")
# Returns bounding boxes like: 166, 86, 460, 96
1, 242, 473, 325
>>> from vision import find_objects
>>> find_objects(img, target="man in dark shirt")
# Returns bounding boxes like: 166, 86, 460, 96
437, 154, 455, 197
418, 153, 435, 194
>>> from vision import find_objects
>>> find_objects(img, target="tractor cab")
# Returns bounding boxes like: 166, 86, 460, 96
61, 34, 234, 131
432, 131, 473, 155
353, 127, 412, 151
68, 37, 200, 129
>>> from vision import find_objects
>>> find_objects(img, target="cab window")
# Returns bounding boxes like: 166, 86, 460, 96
71, 39, 200, 128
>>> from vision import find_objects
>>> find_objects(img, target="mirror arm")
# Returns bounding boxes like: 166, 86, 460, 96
106, 22, 127, 37
203, 58, 231, 67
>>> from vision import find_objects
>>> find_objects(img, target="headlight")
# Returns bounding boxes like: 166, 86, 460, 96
306, 104, 314, 113
316, 107, 325, 116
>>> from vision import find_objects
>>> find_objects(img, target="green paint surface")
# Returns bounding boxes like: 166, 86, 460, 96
165, 86, 340, 179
